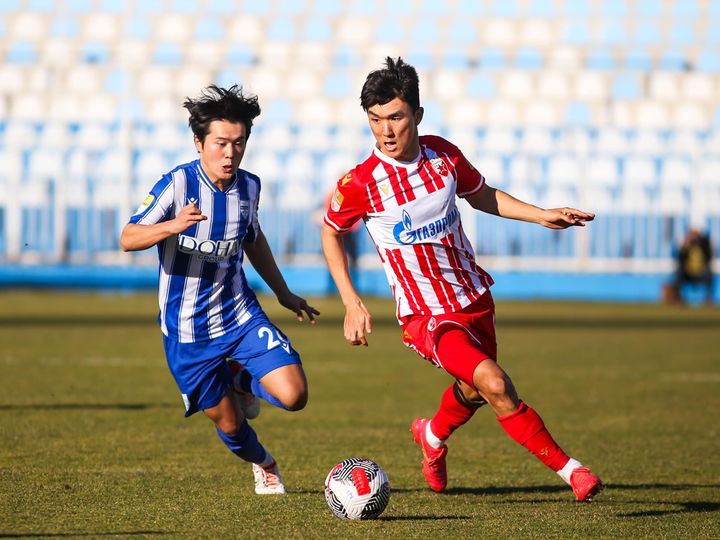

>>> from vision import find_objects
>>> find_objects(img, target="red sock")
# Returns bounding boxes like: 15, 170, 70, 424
430, 383, 477, 441
497, 401, 569, 472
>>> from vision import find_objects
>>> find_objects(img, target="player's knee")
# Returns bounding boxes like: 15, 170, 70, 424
282, 389, 308, 411
215, 417, 241, 435
479, 374, 511, 401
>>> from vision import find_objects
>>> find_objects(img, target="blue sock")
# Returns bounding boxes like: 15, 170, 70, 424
216, 420, 267, 463
250, 378, 288, 410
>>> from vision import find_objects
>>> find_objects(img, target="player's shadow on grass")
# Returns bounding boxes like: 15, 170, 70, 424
378, 515, 471, 521
618, 501, 720, 517
0, 402, 175, 411
0, 532, 170, 538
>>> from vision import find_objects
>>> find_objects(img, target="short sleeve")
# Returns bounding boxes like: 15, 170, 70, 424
454, 150, 485, 198
323, 170, 369, 232
129, 174, 174, 225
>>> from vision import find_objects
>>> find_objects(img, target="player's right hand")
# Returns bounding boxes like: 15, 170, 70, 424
344, 299, 372, 347
172, 203, 207, 233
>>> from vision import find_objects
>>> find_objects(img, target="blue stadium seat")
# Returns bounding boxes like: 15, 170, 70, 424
267, 18, 297, 41
600, 0, 627, 16
635, 0, 662, 16
562, 19, 591, 45
314, 0, 342, 16
152, 43, 183, 65
224, 44, 255, 66
515, 48, 543, 70
348, 0, 378, 15
98, 0, 125, 12
564, 0, 592, 17
171, 0, 200, 13
206, 0, 233, 14
611, 74, 642, 99
81, 42, 110, 64
526, 0, 554, 17
565, 102, 592, 127
671, 0, 699, 18
479, 48, 506, 69
410, 20, 440, 44
457, 0, 484, 15
624, 48, 653, 70
659, 49, 689, 71
123, 16, 152, 39
587, 49, 616, 70
28, 0, 53, 12
446, 18, 476, 45
194, 18, 224, 40
669, 23, 695, 46
135, 0, 163, 13
466, 73, 497, 98
6, 42, 38, 64
600, 20, 628, 46
633, 22, 661, 46
696, 51, 720, 73
303, 18, 332, 41
0, 0, 20, 10
491, 0, 521, 17
50, 16, 79, 38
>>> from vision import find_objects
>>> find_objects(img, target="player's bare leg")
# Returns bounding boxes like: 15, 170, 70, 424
258, 364, 308, 411
204, 392, 285, 494
471, 356, 603, 502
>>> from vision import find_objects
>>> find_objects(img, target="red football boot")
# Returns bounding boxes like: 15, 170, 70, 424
570, 467, 603, 502
411, 418, 448, 492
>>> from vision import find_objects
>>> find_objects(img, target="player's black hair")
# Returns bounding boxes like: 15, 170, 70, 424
360, 57, 420, 112
183, 85, 261, 144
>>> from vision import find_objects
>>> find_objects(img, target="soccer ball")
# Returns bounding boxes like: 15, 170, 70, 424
324, 457, 390, 520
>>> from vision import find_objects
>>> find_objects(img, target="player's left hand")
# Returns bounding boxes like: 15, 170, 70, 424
277, 292, 320, 324
539, 208, 595, 229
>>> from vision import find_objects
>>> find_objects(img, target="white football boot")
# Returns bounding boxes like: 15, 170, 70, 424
252, 461, 286, 495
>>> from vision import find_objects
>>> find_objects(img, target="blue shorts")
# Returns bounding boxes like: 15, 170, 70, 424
163, 311, 301, 417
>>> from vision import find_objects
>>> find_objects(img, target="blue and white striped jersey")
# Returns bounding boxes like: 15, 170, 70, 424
129, 159, 263, 343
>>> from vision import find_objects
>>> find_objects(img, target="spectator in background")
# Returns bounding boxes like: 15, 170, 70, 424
668, 229, 714, 305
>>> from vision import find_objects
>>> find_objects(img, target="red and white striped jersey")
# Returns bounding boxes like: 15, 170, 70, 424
324, 135, 494, 320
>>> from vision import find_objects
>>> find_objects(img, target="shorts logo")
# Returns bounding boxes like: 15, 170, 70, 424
428, 317, 437, 332
181, 393, 190, 411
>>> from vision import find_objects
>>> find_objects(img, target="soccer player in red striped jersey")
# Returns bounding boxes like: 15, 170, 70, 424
321, 57, 603, 502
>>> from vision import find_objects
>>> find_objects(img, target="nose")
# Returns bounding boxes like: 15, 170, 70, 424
382, 120, 393, 137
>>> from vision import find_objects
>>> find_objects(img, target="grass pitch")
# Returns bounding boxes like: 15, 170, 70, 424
1, 290, 719, 539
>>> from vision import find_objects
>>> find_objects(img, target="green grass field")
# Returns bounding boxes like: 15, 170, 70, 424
1, 290, 719, 539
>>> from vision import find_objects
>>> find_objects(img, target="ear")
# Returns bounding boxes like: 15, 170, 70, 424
414, 107, 424, 126
194, 135, 202, 153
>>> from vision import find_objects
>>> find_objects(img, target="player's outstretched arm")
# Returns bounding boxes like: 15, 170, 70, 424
243, 230, 319, 324
321, 224, 372, 346
466, 185, 595, 229
120, 203, 207, 251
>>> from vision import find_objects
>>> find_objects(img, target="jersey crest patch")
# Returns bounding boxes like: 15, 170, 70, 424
134, 194, 155, 215
341, 172, 352, 186
331, 188, 344, 211
431, 158, 448, 177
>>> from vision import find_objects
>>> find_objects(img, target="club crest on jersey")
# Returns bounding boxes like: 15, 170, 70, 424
239, 201, 250, 220
430, 158, 449, 177
177, 234, 240, 262
392, 208, 460, 245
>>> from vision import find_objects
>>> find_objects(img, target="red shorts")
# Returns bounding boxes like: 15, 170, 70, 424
400, 291, 497, 386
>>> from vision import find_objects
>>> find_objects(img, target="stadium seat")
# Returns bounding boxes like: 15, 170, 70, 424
586, 156, 620, 188
623, 156, 658, 188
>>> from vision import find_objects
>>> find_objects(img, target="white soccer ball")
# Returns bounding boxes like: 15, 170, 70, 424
324, 457, 390, 520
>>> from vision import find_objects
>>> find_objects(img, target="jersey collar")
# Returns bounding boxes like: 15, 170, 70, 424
372, 145, 421, 168
195, 160, 240, 193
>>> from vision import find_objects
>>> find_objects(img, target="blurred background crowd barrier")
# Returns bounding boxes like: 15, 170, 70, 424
0, 0, 718, 300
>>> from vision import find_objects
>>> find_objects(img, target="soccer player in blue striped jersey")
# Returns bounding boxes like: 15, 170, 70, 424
121, 85, 319, 494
